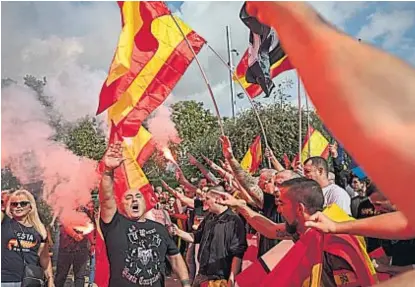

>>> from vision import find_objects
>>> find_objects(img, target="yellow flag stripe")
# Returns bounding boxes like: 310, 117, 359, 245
106, 2, 143, 86
240, 150, 253, 172
108, 15, 193, 124
301, 130, 329, 162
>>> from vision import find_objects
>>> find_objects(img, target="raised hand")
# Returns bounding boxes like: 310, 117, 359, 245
329, 142, 338, 158
294, 161, 304, 176
161, 180, 178, 197
264, 147, 275, 159
103, 141, 124, 170
214, 190, 244, 208
220, 136, 234, 160
174, 167, 185, 181
305, 211, 337, 233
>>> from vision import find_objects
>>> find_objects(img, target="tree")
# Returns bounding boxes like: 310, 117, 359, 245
62, 116, 107, 161
1, 167, 20, 190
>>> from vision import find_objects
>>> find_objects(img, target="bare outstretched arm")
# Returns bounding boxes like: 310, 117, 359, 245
100, 142, 124, 224
246, 1, 415, 225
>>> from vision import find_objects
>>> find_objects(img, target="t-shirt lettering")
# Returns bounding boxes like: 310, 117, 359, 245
100, 211, 179, 287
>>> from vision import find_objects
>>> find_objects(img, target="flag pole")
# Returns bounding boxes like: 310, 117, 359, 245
305, 92, 311, 158
169, 14, 225, 136
207, 44, 272, 168
298, 72, 302, 163
207, 45, 270, 148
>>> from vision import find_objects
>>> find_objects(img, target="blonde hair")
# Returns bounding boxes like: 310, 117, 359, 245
6, 189, 47, 240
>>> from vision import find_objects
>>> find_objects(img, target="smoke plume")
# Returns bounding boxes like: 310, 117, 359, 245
147, 105, 181, 148
1, 84, 99, 226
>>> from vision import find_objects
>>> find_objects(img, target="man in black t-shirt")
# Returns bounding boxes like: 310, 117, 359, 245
99, 142, 190, 287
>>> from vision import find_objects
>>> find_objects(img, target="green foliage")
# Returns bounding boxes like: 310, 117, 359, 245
2, 75, 106, 224
1, 167, 21, 191
145, 100, 331, 182
37, 199, 54, 226
62, 116, 107, 161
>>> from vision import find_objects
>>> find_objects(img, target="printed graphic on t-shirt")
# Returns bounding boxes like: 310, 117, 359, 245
122, 225, 164, 285
7, 232, 38, 251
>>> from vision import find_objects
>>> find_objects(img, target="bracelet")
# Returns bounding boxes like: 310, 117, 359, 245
103, 169, 114, 176
180, 279, 190, 286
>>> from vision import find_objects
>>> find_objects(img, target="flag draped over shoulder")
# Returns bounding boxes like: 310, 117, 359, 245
234, 2, 294, 99
240, 135, 262, 174
97, 1, 206, 137
236, 205, 377, 287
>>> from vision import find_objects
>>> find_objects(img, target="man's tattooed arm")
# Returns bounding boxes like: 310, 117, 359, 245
228, 157, 264, 209
236, 202, 291, 240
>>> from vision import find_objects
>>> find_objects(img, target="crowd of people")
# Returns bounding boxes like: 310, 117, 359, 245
2, 1, 415, 287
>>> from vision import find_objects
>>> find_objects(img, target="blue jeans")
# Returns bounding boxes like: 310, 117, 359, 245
89, 253, 96, 286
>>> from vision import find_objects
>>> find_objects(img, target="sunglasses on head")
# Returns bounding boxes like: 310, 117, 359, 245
10, 201, 30, 208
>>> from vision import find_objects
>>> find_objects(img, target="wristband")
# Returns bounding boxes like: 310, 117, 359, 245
180, 279, 190, 286
103, 169, 114, 176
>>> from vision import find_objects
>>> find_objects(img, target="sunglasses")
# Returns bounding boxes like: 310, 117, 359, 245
10, 201, 30, 208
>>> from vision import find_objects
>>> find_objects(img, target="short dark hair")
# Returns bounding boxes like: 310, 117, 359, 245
280, 177, 325, 214
304, 156, 329, 177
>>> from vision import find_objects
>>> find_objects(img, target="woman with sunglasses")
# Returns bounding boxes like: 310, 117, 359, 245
1, 189, 54, 287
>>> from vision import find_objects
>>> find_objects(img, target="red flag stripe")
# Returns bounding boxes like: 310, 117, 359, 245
115, 30, 205, 137
97, 2, 172, 114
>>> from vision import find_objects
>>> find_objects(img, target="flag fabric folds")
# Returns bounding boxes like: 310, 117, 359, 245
240, 135, 262, 174
235, 2, 294, 99
97, 1, 206, 137
123, 125, 156, 167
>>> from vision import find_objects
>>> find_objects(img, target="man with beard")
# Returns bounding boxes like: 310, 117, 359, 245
99, 142, 190, 287
219, 178, 375, 286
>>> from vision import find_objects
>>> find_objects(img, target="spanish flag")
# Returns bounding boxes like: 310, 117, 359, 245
123, 125, 155, 167
292, 126, 330, 165
97, 1, 206, 137
234, 49, 293, 99
240, 135, 262, 174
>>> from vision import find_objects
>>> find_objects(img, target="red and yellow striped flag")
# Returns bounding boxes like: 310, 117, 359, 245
233, 49, 293, 99
292, 127, 330, 165
240, 135, 262, 174
123, 125, 155, 167
97, 1, 206, 137
301, 126, 330, 162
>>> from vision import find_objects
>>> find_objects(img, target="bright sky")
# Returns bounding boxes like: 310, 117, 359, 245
2, 1, 415, 120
